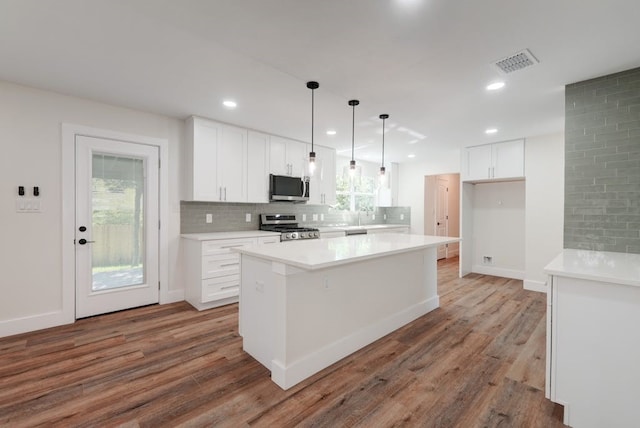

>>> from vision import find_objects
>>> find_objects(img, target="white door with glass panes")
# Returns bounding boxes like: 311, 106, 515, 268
75, 136, 159, 318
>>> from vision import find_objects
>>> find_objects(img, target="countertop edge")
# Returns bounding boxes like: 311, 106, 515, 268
544, 249, 640, 288
181, 231, 281, 240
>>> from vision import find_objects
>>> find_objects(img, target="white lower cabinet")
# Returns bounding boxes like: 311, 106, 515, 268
184, 236, 265, 310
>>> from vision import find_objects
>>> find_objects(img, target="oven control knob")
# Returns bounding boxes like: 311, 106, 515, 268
313, 231, 319, 238
300, 232, 308, 238
285, 233, 292, 240
291, 232, 298, 240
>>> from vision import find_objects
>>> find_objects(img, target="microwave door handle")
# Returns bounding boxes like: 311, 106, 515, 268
302, 179, 307, 198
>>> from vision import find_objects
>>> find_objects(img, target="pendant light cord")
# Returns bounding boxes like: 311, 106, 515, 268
382, 117, 385, 167
351, 103, 355, 161
311, 87, 314, 152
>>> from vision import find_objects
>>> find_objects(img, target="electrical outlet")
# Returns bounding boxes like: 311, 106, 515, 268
313, 214, 318, 221
372, 214, 375, 220
302, 214, 307, 222
320, 213, 324, 221
245, 213, 251, 222
384, 214, 387, 220
205, 213, 213, 223
400, 214, 404, 220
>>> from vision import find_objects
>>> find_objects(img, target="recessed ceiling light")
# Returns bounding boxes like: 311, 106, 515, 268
485, 128, 498, 134
486, 82, 505, 91
223, 100, 237, 109
408, 139, 418, 144
326, 130, 336, 136
408, 154, 416, 158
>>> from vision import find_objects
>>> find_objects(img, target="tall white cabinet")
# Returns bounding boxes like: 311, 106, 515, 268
459, 139, 526, 278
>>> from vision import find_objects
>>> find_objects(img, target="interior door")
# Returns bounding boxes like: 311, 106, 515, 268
75, 135, 159, 318
436, 178, 448, 260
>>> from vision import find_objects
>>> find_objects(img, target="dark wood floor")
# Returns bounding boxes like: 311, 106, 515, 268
0, 257, 565, 427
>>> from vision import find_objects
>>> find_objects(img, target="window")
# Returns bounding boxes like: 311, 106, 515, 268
335, 170, 376, 211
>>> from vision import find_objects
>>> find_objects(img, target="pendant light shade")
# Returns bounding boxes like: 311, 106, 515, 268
307, 81, 319, 176
379, 114, 389, 176
348, 99, 359, 174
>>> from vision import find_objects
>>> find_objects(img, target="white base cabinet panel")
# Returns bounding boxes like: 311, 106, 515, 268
546, 274, 640, 427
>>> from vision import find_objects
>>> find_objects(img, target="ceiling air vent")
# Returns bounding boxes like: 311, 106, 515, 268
493, 49, 539, 74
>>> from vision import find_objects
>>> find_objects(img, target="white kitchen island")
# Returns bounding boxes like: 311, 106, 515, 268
234, 233, 460, 390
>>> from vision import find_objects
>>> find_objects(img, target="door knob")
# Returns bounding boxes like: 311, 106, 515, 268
78, 239, 95, 245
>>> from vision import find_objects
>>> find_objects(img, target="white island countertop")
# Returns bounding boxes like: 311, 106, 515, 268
234, 233, 460, 271
544, 249, 640, 287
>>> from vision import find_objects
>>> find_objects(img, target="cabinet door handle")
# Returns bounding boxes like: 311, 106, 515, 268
220, 285, 238, 290
487, 167, 491, 179
492, 167, 495, 178
224, 187, 227, 201
219, 187, 223, 200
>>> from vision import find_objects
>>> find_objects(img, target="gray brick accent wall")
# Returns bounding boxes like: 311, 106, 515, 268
564, 67, 640, 253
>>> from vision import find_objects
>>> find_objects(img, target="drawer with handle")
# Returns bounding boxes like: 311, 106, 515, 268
201, 238, 256, 256
201, 275, 240, 302
201, 253, 241, 278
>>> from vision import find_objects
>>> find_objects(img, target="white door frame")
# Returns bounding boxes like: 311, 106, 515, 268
62, 124, 169, 322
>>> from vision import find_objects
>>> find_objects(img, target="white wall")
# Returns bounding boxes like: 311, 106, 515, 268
472, 181, 526, 278
0, 81, 183, 337
397, 148, 461, 234
524, 132, 564, 291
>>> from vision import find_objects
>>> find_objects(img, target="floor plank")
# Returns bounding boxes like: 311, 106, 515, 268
0, 257, 565, 427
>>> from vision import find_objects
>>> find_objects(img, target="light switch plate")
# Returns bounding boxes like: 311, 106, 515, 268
205, 213, 213, 223
245, 213, 251, 222
302, 214, 307, 221
400, 214, 404, 220
313, 214, 318, 221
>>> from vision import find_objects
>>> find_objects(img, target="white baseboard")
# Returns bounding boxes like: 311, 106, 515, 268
270, 296, 439, 390
524, 279, 547, 293
471, 265, 524, 280
0, 310, 73, 339
161, 288, 185, 304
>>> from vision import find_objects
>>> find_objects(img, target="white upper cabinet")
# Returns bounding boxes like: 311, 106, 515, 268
308, 145, 336, 205
247, 131, 270, 203
185, 116, 247, 202
270, 135, 308, 177
462, 139, 525, 182
218, 124, 247, 202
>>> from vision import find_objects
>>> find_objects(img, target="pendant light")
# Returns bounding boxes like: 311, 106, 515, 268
307, 81, 319, 176
379, 114, 389, 177
348, 99, 360, 174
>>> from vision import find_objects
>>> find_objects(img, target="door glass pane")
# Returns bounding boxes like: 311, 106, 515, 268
91, 154, 145, 291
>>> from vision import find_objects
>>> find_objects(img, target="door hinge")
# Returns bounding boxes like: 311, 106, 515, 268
158, 281, 161, 290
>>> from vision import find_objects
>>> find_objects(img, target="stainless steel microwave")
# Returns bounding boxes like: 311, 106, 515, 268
269, 174, 309, 202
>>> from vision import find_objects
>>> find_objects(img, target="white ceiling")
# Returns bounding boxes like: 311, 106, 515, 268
2, 0, 640, 164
